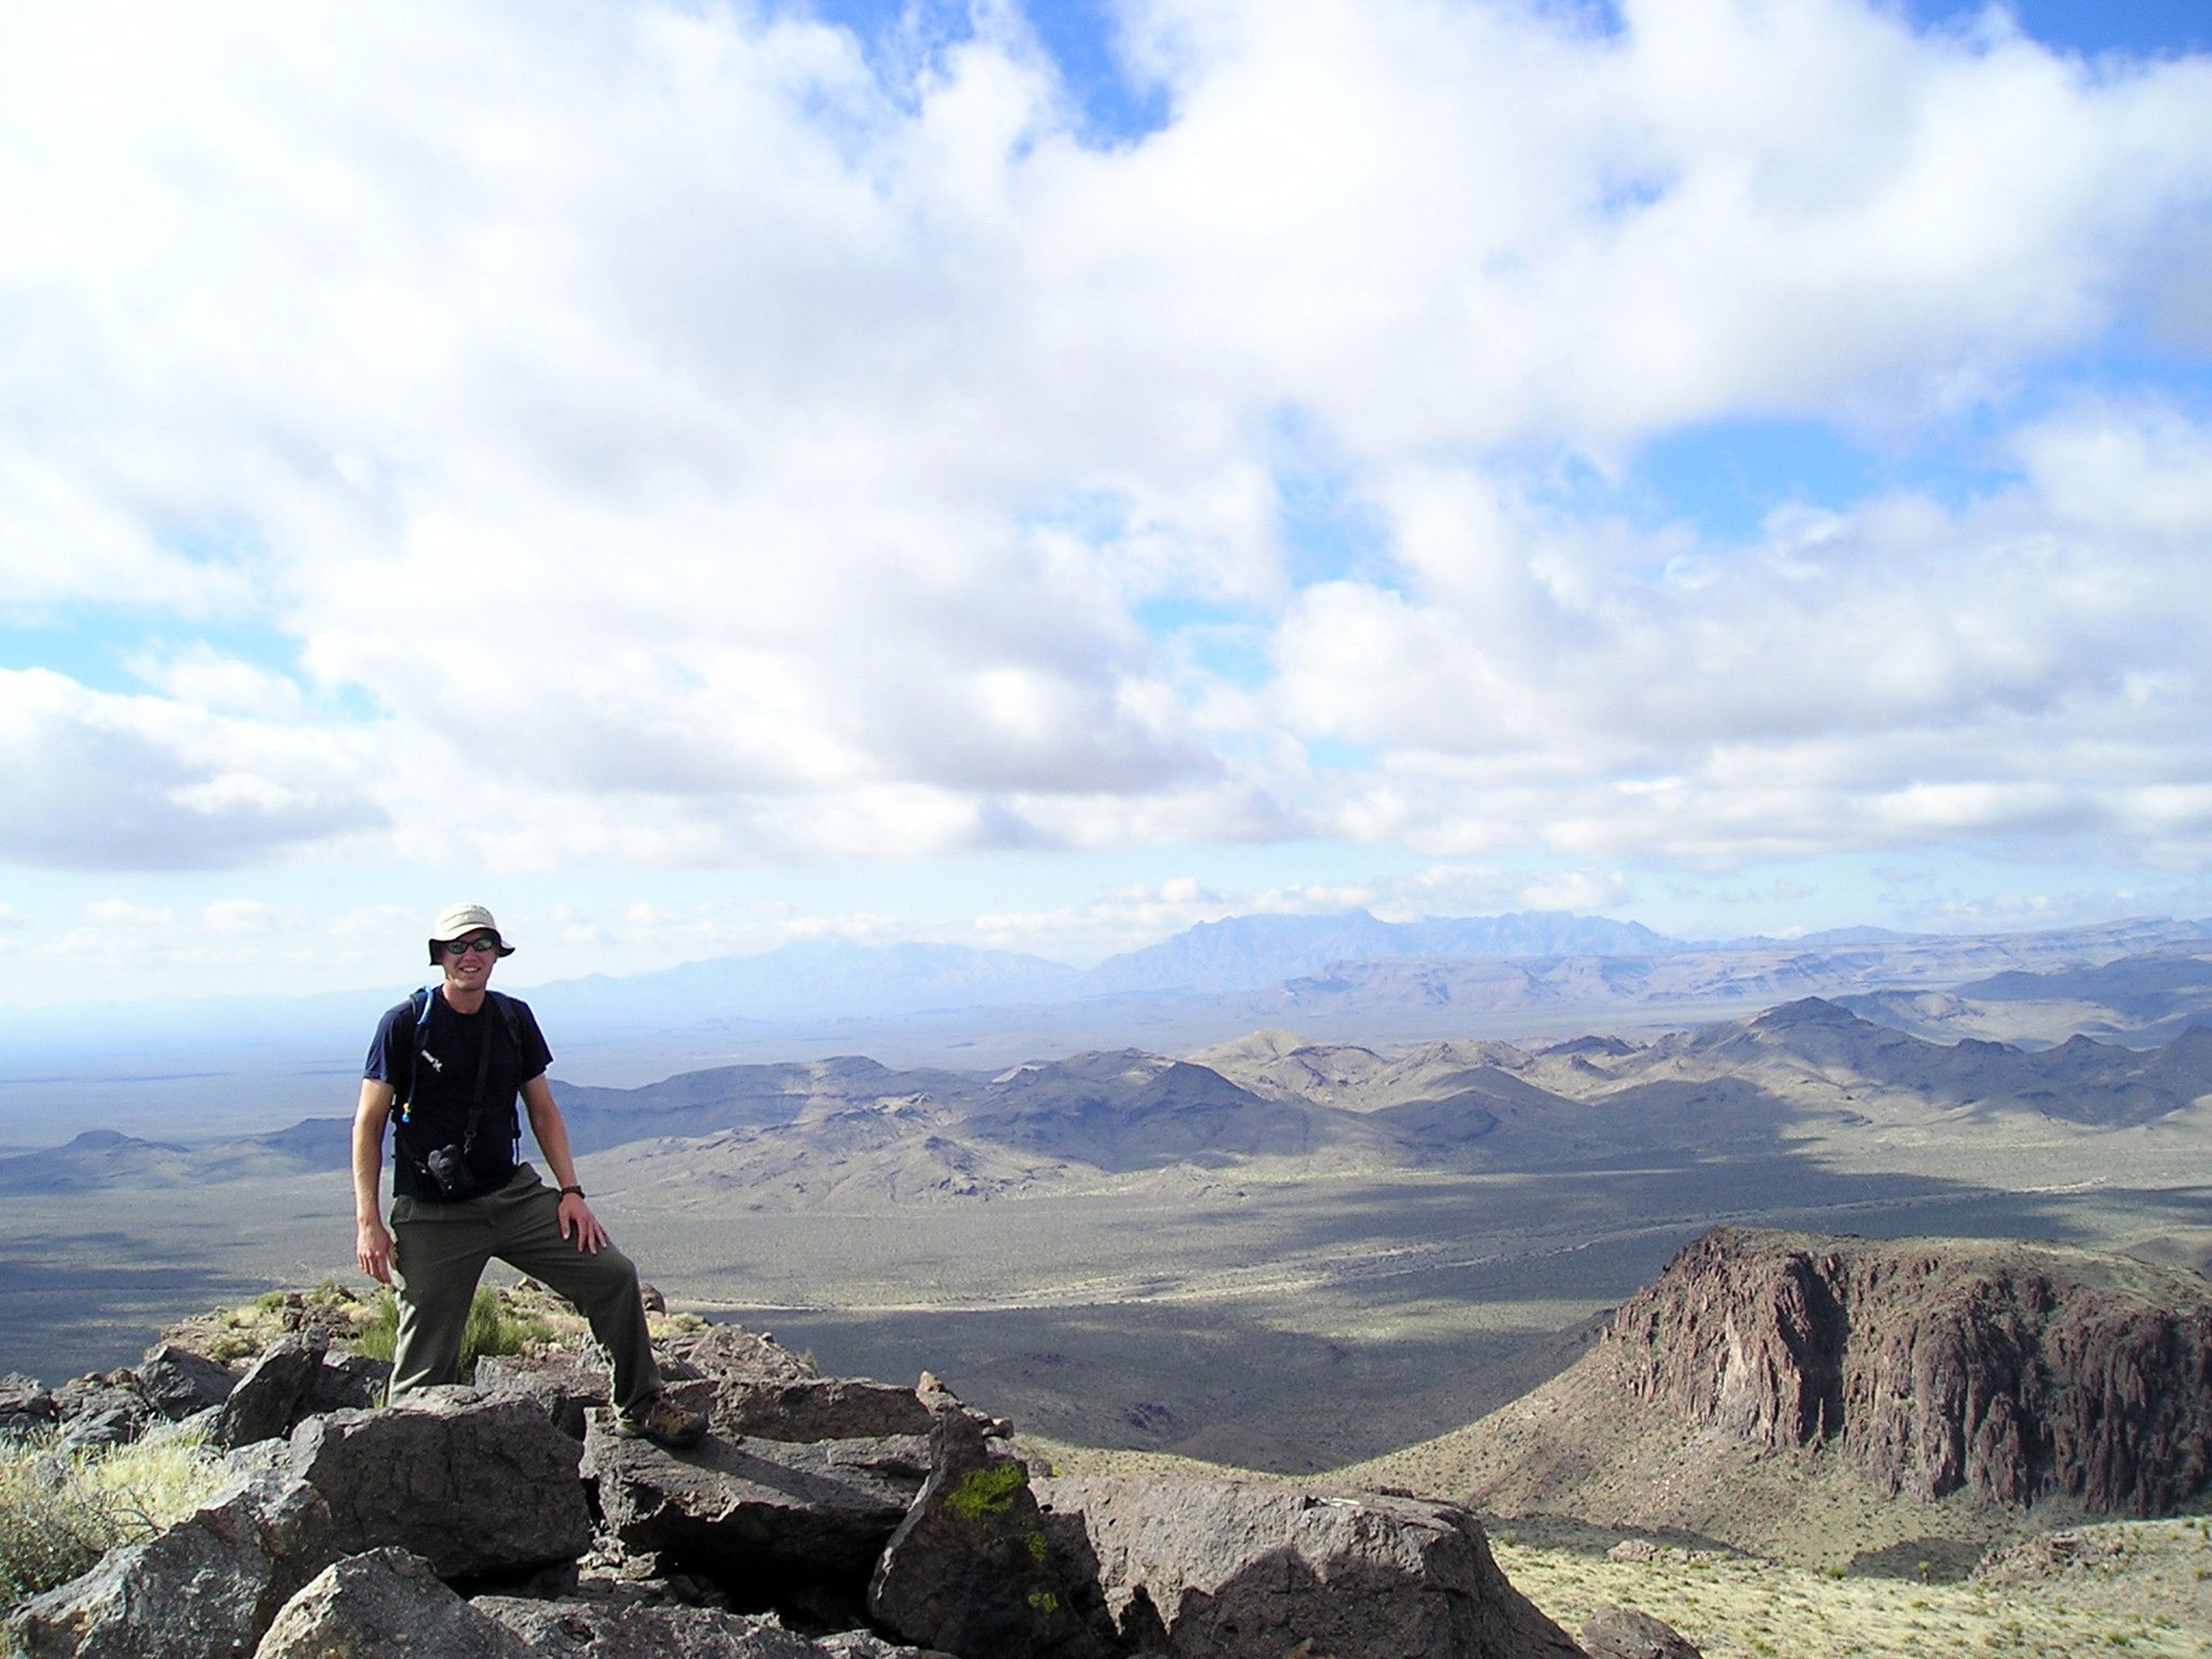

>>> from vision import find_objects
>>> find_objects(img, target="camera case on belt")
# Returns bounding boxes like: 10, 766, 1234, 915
425, 1144, 479, 1200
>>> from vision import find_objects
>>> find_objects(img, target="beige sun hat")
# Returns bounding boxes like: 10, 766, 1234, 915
426, 902, 516, 963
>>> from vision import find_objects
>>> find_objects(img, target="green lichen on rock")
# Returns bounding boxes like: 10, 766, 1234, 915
943, 1459, 1029, 1522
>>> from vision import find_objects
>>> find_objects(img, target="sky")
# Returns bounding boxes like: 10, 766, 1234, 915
2, 0, 2210, 1006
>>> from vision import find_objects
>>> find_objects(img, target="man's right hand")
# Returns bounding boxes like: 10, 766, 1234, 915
357, 1217, 393, 1285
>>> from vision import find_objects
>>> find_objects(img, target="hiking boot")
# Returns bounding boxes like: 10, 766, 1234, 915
617, 1392, 708, 1449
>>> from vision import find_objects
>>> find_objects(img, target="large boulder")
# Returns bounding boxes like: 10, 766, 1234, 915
659, 1325, 815, 1387
0, 1374, 55, 1442
288, 1388, 592, 1578
6, 1471, 333, 1659
214, 1332, 329, 1449
476, 1351, 612, 1440
134, 1342, 240, 1421
253, 1547, 535, 1658
302, 1350, 389, 1417
476, 1595, 878, 1656
584, 1410, 926, 1595
47, 1376, 150, 1454
1033, 1477, 1582, 1659
1580, 1605, 1702, 1659
698, 1375, 938, 1444
868, 1411, 1103, 1659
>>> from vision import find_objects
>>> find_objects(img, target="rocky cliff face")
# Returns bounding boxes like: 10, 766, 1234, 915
1606, 1227, 2212, 1514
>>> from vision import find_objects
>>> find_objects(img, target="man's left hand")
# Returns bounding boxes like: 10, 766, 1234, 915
558, 1191, 609, 1253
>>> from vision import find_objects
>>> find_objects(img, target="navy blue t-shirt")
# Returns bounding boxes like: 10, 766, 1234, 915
365, 989, 553, 1202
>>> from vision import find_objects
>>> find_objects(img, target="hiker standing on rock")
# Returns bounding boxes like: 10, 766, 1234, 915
351, 902, 704, 1448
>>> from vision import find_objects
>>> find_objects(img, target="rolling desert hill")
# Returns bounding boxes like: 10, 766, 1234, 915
1844, 948, 2212, 1048
10, 998, 2212, 1207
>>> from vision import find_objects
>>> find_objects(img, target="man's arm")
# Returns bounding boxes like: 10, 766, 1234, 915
522, 1074, 609, 1253
354, 1080, 396, 1283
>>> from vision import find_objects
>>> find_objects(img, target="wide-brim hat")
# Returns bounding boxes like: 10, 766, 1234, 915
427, 902, 516, 962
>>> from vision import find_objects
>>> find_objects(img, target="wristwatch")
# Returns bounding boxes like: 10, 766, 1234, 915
559, 1185, 585, 1199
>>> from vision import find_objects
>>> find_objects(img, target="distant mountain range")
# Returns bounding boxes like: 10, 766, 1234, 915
3, 910, 2209, 1108
14, 995, 2211, 1203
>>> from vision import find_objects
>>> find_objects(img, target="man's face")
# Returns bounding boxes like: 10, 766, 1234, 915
441, 931, 501, 993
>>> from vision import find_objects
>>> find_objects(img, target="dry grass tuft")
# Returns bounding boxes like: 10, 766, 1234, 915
0, 1431, 229, 1608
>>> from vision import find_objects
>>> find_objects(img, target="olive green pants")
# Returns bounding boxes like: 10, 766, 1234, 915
388, 1165, 662, 1416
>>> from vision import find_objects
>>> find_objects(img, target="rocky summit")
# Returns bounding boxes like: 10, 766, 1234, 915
3, 1293, 1584, 1659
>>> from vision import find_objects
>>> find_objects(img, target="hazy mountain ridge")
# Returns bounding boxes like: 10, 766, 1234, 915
9, 912, 2209, 1092
1842, 948, 2212, 1048
19, 998, 2212, 1205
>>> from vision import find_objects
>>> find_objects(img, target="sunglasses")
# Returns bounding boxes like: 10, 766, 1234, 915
443, 937, 502, 956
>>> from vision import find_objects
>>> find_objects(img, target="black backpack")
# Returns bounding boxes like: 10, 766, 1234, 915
392, 986, 530, 1161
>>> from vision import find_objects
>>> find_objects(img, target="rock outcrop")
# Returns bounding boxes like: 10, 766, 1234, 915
1035, 1476, 1580, 1659
1578, 1605, 1702, 1659
215, 1331, 331, 1449
7, 1294, 1580, 1659
289, 1389, 594, 1577
869, 1410, 1101, 1658
1605, 1226, 2212, 1513
585, 1411, 927, 1594
253, 1547, 536, 1659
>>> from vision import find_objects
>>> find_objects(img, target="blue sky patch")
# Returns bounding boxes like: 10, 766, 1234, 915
802, 0, 1170, 142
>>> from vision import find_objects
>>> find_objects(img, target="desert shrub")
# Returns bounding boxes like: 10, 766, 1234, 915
353, 1289, 399, 1363
0, 1433, 226, 1608
461, 1287, 551, 1371
346, 1285, 551, 1378
203, 1332, 255, 1365
0, 1453, 115, 1605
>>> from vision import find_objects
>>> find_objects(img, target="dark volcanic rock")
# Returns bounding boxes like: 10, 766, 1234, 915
288, 1388, 592, 1577
302, 1350, 389, 1416
0, 1373, 55, 1441
1581, 1604, 1702, 1659
869, 1411, 1103, 1658
476, 1351, 612, 1439
584, 1411, 926, 1593
255, 1547, 535, 1658
6, 1471, 333, 1659
1606, 1227, 2212, 1514
476, 1595, 881, 1656
1033, 1476, 1580, 1659
700, 1374, 936, 1444
134, 1342, 240, 1421
48, 1377, 150, 1452
215, 1331, 329, 1449
661, 1324, 817, 1385
651, 1325, 940, 1442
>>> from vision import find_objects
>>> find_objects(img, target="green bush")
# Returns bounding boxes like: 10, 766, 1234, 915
354, 1289, 399, 1363
0, 1455, 115, 1605
0, 1433, 226, 1609
352, 1285, 551, 1378
460, 1287, 552, 1372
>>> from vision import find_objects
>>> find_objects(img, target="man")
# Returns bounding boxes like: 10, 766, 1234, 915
353, 902, 704, 1447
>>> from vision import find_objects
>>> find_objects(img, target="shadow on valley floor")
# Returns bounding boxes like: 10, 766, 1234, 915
0, 1239, 267, 1383
5, 1154, 2210, 1463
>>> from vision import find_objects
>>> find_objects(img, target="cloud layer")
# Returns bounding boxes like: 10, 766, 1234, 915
2, 0, 2209, 882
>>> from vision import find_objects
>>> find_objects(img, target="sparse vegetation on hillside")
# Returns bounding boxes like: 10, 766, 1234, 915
1493, 1529, 2212, 1659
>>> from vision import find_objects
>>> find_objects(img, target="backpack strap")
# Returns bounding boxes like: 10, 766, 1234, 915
395, 987, 435, 1123
393, 987, 530, 1154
